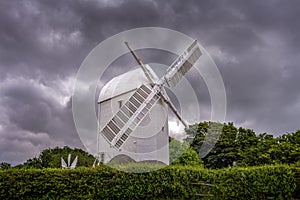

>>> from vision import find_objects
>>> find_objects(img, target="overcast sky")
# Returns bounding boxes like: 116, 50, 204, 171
1, 0, 299, 164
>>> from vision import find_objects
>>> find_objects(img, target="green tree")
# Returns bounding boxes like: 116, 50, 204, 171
24, 157, 43, 168
0, 162, 11, 170
169, 138, 203, 166
255, 133, 276, 165
265, 131, 300, 164
235, 127, 259, 166
172, 147, 203, 166
22, 146, 95, 168
188, 122, 242, 168
186, 122, 300, 168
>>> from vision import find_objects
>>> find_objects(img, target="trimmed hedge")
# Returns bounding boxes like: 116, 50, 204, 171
0, 165, 298, 199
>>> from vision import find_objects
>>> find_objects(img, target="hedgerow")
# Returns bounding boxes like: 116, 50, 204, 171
0, 164, 298, 199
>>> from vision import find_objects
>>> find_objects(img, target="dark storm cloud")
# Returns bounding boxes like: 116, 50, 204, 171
0, 0, 299, 164
0, 76, 83, 164
200, 0, 300, 134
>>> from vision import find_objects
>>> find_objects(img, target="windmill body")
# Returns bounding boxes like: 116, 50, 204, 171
98, 68, 169, 164
97, 40, 201, 165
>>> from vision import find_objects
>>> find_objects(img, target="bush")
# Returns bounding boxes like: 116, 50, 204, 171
172, 148, 203, 166
169, 138, 203, 166
0, 165, 297, 199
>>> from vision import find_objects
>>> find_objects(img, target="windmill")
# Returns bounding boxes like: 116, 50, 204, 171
97, 40, 202, 164
61, 154, 78, 169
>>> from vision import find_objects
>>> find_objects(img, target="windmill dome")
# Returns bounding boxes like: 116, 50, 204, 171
99, 67, 158, 102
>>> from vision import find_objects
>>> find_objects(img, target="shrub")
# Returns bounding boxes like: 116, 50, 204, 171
0, 165, 297, 199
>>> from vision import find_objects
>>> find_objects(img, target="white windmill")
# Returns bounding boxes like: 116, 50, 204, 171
61, 154, 78, 169
97, 40, 202, 164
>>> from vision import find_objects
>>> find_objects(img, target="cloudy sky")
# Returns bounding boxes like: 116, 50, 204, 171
1, 0, 299, 164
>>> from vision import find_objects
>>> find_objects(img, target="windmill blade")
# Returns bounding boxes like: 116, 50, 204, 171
70, 156, 78, 169
159, 91, 188, 129
124, 42, 155, 83
92, 158, 97, 168
100, 84, 161, 150
163, 40, 202, 87
61, 158, 67, 168
67, 154, 71, 167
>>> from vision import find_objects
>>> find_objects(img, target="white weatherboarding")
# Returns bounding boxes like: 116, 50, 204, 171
97, 40, 202, 164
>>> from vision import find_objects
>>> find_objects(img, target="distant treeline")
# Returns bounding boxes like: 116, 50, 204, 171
0, 122, 299, 170
0, 146, 95, 169
187, 122, 300, 169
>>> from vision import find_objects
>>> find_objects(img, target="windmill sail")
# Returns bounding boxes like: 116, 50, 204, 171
70, 156, 78, 169
61, 155, 78, 169
100, 84, 161, 150
67, 154, 71, 167
61, 157, 67, 168
159, 91, 188, 128
124, 42, 155, 83
163, 40, 202, 87
92, 159, 97, 167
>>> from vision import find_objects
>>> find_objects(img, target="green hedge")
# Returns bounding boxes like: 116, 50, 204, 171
0, 165, 298, 199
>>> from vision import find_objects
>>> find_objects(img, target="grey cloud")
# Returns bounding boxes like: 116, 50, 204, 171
0, 0, 299, 164
0, 77, 83, 164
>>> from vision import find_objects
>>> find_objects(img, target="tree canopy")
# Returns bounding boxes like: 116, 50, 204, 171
15, 146, 95, 169
187, 122, 300, 169
2, 122, 300, 169
169, 137, 203, 166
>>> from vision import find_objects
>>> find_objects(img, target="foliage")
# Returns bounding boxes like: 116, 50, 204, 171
19, 146, 95, 169
0, 123, 299, 199
107, 162, 166, 173
169, 138, 203, 166
0, 165, 297, 199
3, 122, 299, 170
0, 162, 11, 170
187, 122, 300, 169
173, 147, 203, 166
